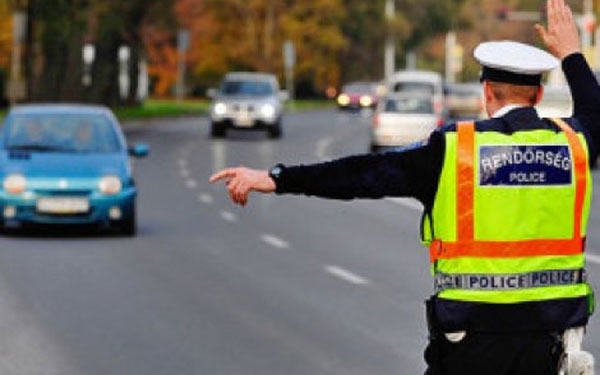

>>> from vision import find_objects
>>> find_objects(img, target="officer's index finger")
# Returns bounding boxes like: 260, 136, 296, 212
209, 168, 237, 183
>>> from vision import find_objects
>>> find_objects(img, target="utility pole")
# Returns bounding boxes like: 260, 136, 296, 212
176, 29, 190, 102
7, 10, 27, 106
384, 0, 395, 82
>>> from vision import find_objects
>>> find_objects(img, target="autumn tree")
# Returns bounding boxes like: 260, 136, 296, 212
175, 0, 347, 97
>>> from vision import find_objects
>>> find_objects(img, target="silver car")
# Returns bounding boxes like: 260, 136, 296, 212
370, 93, 444, 152
208, 72, 288, 138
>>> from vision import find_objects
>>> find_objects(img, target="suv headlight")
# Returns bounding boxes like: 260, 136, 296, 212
98, 175, 122, 195
213, 102, 227, 116
3, 174, 26, 195
260, 103, 276, 118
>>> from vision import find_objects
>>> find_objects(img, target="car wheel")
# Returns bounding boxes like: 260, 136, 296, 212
370, 143, 379, 153
210, 122, 226, 138
268, 120, 282, 139
117, 203, 137, 236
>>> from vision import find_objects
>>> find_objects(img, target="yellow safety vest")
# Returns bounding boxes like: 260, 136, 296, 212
422, 119, 594, 309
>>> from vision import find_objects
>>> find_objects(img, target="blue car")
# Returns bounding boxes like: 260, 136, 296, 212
0, 104, 149, 235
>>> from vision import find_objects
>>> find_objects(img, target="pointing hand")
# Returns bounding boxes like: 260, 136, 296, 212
209, 167, 276, 206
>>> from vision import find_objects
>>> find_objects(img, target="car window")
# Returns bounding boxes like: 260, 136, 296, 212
4, 113, 121, 153
220, 80, 274, 96
385, 97, 433, 113
393, 82, 435, 95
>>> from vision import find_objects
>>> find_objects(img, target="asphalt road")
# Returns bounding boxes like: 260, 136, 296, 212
0, 109, 597, 374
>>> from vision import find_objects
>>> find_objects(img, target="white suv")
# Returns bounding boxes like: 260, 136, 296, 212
208, 72, 287, 138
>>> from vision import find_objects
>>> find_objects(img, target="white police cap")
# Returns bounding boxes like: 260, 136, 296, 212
474, 41, 559, 86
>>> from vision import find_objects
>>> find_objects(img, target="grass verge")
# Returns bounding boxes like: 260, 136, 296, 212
0, 98, 335, 122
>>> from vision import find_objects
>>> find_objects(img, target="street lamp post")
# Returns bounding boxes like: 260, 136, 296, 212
384, 0, 395, 82
118, 45, 131, 101
82, 43, 95, 88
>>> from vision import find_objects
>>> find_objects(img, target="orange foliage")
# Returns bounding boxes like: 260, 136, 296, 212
0, 4, 12, 69
143, 27, 179, 97
174, 0, 346, 90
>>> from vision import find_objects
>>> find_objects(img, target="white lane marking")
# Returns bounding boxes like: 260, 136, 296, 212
261, 234, 290, 249
586, 253, 600, 265
177, 158, 187, 167
387, 197, 423, 211
185, 179, 198, 189
325, 265, 370, 285
179, 168, 190, 177
198, 193, 213, 204
219, 210, 238, 222
316, 137, 334, 160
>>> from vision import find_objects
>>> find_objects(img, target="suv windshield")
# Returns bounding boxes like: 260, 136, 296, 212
220, 80, 274, 96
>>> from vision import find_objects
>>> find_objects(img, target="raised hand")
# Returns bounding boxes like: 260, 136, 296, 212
535, 0, 581, 60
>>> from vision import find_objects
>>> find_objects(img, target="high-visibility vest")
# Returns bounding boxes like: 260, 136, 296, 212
422, 119, 594, 309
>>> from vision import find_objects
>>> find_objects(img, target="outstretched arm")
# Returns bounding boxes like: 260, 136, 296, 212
209, 167, 275, 206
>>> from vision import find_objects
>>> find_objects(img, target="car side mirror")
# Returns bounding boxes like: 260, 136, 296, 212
129, 142, 149, 158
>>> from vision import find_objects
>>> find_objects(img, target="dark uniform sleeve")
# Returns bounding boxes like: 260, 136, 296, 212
273, 132, 445, 206
562, 53, 600, 161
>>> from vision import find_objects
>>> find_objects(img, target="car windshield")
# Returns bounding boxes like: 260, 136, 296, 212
393, 82, 435, 95
385, 97, 433, 114
3, 113, 121, 153
220, 80, 274, 96
343, 83, 375, 93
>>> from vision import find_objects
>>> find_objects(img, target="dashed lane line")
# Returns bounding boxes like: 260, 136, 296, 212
261, 234, 290, 249
219, 210, 238, 222
198, 193, 213, 204
185, 179, 198, 189
586, 253, 600, 265
325, 265, 370, 285
387, 197, 423, 211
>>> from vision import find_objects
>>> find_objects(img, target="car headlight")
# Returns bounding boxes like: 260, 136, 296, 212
98, 175, 122, 195
213, 102, 227, 116
360, 95, 373, 107
260, 103, 276, 118
337, 94, 350, 106
3, 174, 26, 195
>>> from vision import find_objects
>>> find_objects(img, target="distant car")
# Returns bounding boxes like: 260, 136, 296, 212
336, 81, 380, 110
444, 82, 484, 120
536, 85, 572, 118
207, 72, 288, 138
370, 93, 444, 152
387, 70, 446, 115
0, 104, 149, 235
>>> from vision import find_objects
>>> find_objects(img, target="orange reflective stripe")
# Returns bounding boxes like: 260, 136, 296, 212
457, 121, 475, 242
429, 119, 587, 263
431, 238, 583, 260
551, 118, 586, 241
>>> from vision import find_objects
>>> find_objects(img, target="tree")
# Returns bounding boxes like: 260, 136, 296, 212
0, 1, 11, 69
175, 0, 347, 97
8, 0, 174, 105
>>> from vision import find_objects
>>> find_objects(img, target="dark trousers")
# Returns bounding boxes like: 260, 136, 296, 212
424, 330, 564, 375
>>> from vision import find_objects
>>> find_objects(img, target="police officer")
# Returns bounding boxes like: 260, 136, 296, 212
210, 0, 598, 373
